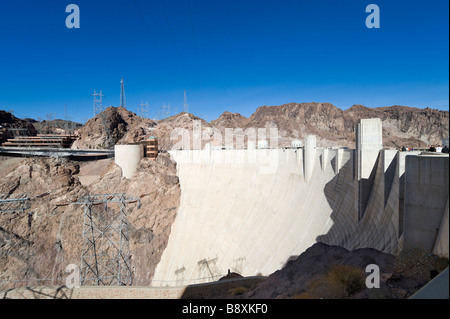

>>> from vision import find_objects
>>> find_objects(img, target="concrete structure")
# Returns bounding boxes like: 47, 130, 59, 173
356, 118, 383, 179
304, 135, 316, 182
141, 137, 159, 159
152, 118, 449, 286
114, 144, 143, 178
443, 136, 449, 148
410, 267, 449, 299
257, 140, 269, 149
0, 147, 113, 158
355, 118, 384, 220
291, 139, 302, 148
403, 154, 449, 256
0, 276, 264, 299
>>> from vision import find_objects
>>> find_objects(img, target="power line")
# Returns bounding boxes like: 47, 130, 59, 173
120, 78, 126, 108
184, 89, 189, 113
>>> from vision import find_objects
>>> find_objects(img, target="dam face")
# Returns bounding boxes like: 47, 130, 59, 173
153, 122, 449, 286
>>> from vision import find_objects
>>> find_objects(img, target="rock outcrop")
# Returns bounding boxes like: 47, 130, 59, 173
0, 111, 37, 145
71, 106, 157, 149
0, 153, 180, 287
69, 103, 448, 152
242, 103, 449, 148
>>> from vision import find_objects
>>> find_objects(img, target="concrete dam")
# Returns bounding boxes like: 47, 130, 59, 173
152, 119, 449, 286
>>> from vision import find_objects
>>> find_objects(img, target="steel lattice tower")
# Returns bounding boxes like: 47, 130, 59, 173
137, 101, 149, 119
75, 194, 140, 286
91, 90, 104, 117
0, 194, 31, 214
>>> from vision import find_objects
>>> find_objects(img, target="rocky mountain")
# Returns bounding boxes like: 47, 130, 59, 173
24, 119, 83, 135
72, 109, 219, 151
219, 103, 449, 148
71, 106, 157, 149
68, 102, 448, 151
0, 111, 37, 144
210, 111, 249, 129
153, 112, 215, 150
344, 104, 448, 148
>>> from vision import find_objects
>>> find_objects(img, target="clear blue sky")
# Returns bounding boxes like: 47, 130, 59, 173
0, 0, 448, 123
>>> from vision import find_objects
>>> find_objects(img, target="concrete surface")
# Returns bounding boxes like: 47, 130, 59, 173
0, 276, 265, 299
403, 155, 449, 253
410, 267, 449, 299
153, 148, 406, 286
114, 144, 143, 178
152, 119, 449, 287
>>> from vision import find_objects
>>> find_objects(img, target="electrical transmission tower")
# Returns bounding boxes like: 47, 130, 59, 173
75, 194, 141, 286
45, 113, 57, 134
0, 194, 31, 214
164, 103, 171, 118
91, 90, 104, 117
64, 104, 74, 134
183, 90, 189, 113
120, 78, 126, 108
137, 101, 150, 119
157, 103, 171, 120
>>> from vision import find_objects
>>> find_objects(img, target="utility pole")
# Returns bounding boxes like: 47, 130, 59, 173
120, 78, 126, 108
183, 89, 189, 113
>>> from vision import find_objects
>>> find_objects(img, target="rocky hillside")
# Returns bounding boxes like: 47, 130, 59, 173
242, 242, 449, 299
344, 104, 448, 148
182, 242, 448, 299
154, 112, 215, 150
210, 111, 249, 129
0, 111, 36, 145
69, 103, 448, 151
24, 119, 83, 135
243, 103, 449, 148
71, 106, 157, 149
72, 109, 219, 151
0, 153, 180, 288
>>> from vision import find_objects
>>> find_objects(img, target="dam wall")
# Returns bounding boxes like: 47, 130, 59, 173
403, 154, 449, 257
152, 118, 448, 286
152, 143, 442, 286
